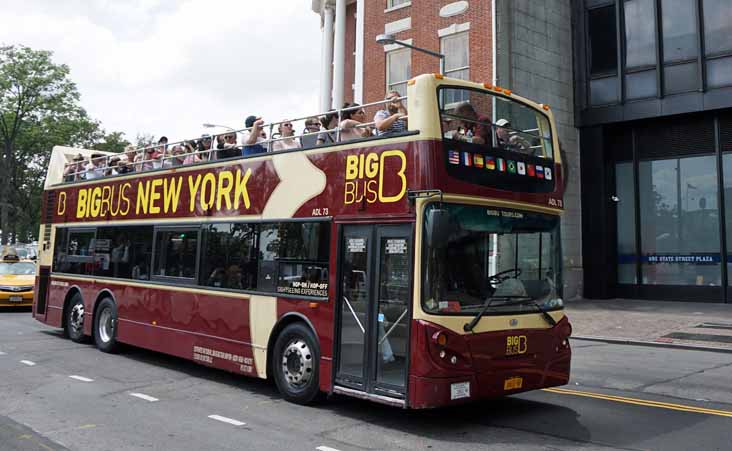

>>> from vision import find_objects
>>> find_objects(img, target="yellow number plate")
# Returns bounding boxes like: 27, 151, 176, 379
504, 377, 523, 390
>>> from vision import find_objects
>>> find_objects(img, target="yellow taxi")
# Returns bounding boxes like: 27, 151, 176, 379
0, 251, 35, 308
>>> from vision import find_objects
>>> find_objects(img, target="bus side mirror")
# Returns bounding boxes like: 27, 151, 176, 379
426, 209, 450, 248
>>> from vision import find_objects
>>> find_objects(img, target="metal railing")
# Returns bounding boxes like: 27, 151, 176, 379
61, 96, 408, 183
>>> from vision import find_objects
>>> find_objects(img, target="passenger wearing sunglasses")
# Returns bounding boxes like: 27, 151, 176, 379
300, 117, 321, 148
272, 120, 301, 151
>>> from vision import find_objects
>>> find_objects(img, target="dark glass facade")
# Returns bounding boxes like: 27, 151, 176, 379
574, 0, 732, 302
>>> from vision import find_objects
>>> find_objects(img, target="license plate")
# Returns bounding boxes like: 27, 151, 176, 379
450, 381, 470, 400
504, 377, 523, 391
8, 296, 23, 303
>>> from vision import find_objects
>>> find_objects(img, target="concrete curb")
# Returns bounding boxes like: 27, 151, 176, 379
571, 335, 732, 354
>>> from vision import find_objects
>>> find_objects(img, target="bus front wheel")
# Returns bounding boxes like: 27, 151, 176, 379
65, 293, 88, 343
94, 298, 120, 354
272, 323, 321, 405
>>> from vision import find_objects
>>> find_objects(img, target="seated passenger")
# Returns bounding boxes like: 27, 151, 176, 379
495, 119, 531, 153
163, 145, 186, 167
300, 117, 321, 148
106, 156, 121, 176
197, 134, 214, 160
225, 265, 244, 289
242, 115, 267, 156
123, 145, 139, 172
272, 121, 301, 151
374, 91, 407, 136
316, 111, 338, 145
116, 156, 135, 174
207, 267, 226, 287
217, 133, 240, 159
63, 154, 86, 182
85, 153, 107, 179
184, 140, 204, 165
339, 103, 372, 141
451, 102, 490, 144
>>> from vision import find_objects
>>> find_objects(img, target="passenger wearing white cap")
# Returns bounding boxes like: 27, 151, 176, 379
496, 118, 531, 153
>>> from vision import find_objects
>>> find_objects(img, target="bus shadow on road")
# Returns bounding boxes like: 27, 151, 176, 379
318, 393, 593, 449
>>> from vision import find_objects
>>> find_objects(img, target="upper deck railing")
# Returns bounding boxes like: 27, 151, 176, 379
61, 96, 410, 183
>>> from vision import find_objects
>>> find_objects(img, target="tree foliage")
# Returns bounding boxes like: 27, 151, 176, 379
0, 45, 127, 243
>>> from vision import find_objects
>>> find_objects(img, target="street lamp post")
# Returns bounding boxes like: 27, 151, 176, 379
202, 123, 236, 132
375, 34, 445, 75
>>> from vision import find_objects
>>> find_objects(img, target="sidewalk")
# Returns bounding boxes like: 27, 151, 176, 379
564, 298, 732, 352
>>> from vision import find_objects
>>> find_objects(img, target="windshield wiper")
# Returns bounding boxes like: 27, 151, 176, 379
525, 298, 557, 326
463, 296, 527, 332
463, 296, 556, 331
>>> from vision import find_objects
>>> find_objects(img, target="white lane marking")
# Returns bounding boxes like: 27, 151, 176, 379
317, 447, 342, 451
0, 351, 6, 355
129, 392, 159, 402
69, 375, 94, 382
207, 415, 246, 426
20, 360, 36, 366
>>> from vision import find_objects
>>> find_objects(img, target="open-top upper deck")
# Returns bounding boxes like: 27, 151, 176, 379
43, 74, 564, 227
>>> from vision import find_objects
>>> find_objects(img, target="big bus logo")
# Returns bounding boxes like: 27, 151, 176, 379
344, 150, 407, 205
506, 335, 528, 356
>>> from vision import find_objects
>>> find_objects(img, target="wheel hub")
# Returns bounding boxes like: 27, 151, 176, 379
98, 308, 114, 343
70, 303, 84, 333
281, 339, 313, 387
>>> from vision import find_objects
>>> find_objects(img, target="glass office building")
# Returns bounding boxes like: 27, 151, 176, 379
574, 0, 732, 302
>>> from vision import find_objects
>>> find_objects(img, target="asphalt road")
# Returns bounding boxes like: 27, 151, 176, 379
1, 310, 731, 451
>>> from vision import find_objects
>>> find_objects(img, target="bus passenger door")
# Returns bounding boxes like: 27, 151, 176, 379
335, 224, 412, 399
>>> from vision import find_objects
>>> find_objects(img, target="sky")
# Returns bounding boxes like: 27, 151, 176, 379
0, 0, 323, 144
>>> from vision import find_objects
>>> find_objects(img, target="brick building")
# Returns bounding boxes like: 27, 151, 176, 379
310, 0, 582, 299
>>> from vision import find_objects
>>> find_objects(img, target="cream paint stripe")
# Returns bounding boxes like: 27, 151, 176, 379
262, 152, 326, 218
249, 295, 277, 379
49, 214, 263, 228
119, 318, 266, 349
543, 387, 732, 418
51, 274, 252, 299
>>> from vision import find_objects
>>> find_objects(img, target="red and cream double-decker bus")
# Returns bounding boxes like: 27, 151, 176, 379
33, 74, 571, 409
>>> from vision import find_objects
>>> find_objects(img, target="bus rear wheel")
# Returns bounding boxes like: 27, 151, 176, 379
272, 323, 320, 405
65, 293, 88, 343
94, 298, 120, 354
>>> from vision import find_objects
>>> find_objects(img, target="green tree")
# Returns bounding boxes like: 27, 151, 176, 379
0, 45, 125, 242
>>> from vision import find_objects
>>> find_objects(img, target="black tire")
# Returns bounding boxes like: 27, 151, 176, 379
272, 323, 321, 405
93, 298, 120, 353
65, 293, 88, 343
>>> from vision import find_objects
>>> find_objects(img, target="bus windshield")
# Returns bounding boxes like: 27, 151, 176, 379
422, 203, 563, 315
438, 86, 554, 160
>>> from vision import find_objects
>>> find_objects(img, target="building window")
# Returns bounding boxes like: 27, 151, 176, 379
588, 5, 618, 76
441, 31, 469, 105
588, 5, 619, 105
703, 0, 732, 88
387, 0, 410, 8
661, 0, 698, 63
639, 156, 721, 285
386, 48, 411, 96
624, 0, 657, 99
624, 0, 657, 69
702, 0, 732, 56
